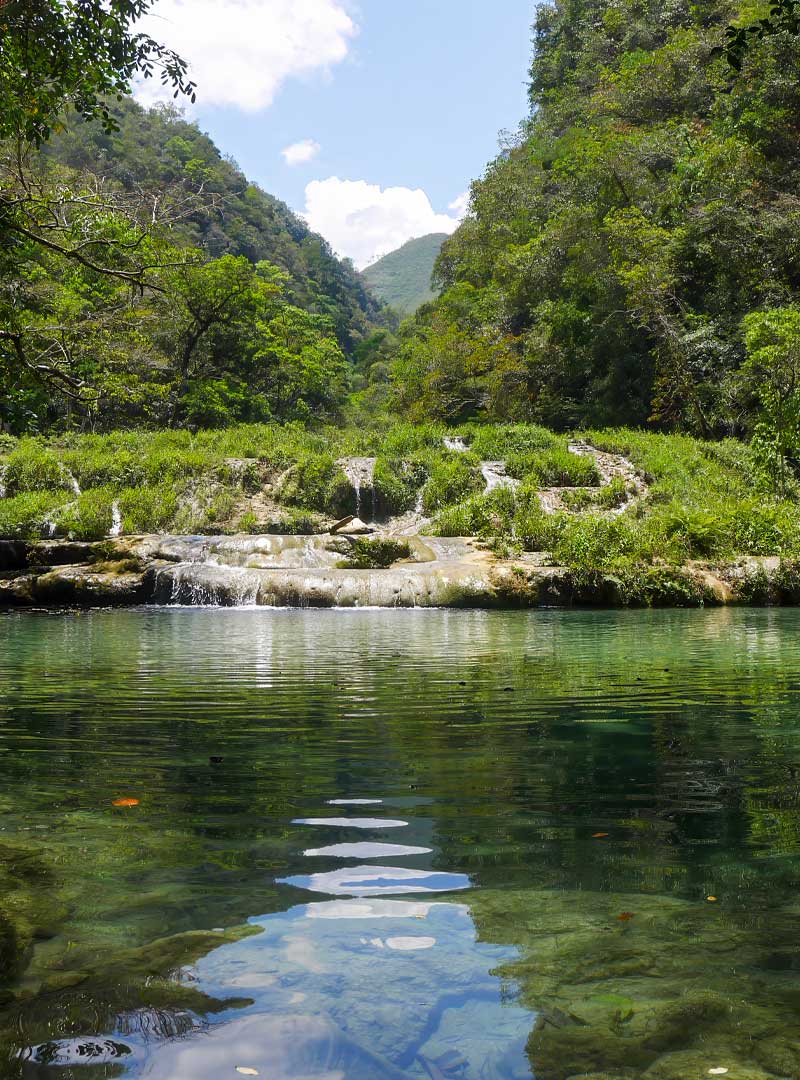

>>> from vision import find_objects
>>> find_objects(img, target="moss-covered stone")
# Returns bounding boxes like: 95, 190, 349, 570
642, 1050, 774, 1079
469, 885, 800, 1080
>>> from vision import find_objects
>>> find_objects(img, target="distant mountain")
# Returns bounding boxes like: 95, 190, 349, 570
362, 233, 447, 316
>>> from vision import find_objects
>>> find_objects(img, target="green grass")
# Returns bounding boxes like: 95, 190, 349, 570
2, 423, 799, 574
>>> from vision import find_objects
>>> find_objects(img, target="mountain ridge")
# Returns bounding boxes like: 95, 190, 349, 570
362, 233, 447, 316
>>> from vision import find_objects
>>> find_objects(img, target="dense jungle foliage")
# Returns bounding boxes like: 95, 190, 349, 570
392, 0, 800, 457
1, 98, 388, 435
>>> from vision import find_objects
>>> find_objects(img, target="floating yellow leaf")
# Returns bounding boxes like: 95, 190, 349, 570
706, 895, 718, 902
592, 832, 609, 838
708, 1069, 729, 1076
616, 911, 635, 922
112, 798, 140, 807
236, 1069, 259, 1076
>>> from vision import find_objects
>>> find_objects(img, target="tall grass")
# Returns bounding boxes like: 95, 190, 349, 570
2, 421, 799, 564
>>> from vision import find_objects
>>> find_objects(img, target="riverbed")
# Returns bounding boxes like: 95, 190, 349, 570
1, 608, 800, 1079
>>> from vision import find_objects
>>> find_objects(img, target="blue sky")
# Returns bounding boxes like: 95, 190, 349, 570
138, 1, 533, 266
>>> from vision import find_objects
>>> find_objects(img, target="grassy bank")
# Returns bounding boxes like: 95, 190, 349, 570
1, 424, 798, 586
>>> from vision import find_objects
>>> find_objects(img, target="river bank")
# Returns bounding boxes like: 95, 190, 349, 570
1, 533, 798, 609
2, 422, 799, 609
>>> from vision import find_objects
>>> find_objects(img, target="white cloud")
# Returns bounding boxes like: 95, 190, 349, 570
282, 139, 321, 166
302, 177, 464, 269
448, 191, 471, 218
135, 0, 357, 111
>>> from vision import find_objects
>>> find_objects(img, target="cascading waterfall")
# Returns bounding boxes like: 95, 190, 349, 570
156, 563, 262, 607
443, 436, 468, 453
62, 468, 81, 496
109, 502, 122, 538
336, 458, 376, 519
480, 461, 519, 494
0, 465, 6, 499
143, 534, 485, 610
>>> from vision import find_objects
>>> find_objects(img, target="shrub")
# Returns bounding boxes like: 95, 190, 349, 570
467, 424, 558, 458
661, 508, 724, 557
337, 537, 412, 569
422, 458, 483, 513
514, 489, 559, 550
506, 447, 600, 487
118, 486, 180, 534
0, 492, 69, 539
4, 442, 71, 494
279, 453, 354, 515
595, 476, 629, 509
372, 456, 428, 515
380, 421, 447, 456
56, 489, 116, 541
433, 487, 517, 537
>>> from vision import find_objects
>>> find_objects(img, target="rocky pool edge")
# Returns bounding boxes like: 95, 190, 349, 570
1, 536, 799, 609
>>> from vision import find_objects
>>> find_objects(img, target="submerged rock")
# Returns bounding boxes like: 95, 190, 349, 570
469, 884, 800, 1080
642, 1051, 773, 1080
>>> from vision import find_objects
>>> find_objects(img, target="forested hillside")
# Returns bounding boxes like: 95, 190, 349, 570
362, 233, 446, 315
393, 0, 800, 452
1, 99, 386, 435
45, 101, 383, 352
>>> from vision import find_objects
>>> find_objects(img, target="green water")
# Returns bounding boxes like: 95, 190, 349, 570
2, 609, 800, 1079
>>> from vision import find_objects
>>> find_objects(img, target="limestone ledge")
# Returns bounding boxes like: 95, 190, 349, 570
0, 535, 797, 608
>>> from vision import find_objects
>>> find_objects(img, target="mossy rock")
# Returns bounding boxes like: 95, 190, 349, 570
752, 1035, 800, 1076
114, 924, 262, 977
528, 1019, 653, 1080
0, 924, 262, 1051
642, 1049, 773, 1080
565, 1074, 640, 1080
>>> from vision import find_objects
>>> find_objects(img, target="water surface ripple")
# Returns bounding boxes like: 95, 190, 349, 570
2, 608, 800, 1079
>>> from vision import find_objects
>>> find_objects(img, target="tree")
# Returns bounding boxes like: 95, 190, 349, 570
741, 307, 800, 494
715, 0, 800, 72
0, 0, 195, 147
0, 1, 199, 405
392, 0, 800, 434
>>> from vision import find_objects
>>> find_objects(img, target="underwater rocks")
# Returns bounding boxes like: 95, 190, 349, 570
470, 886, 800, 1080
641, 1052, 775, 1080
6, 924, 263, 1067
1, 535, 800, 608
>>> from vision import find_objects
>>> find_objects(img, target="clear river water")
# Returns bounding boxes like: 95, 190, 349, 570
1, 608, 800, 1080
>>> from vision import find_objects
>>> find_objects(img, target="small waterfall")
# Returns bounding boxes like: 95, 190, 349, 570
62, 468, 81, 496
144, 535, 487, 609
156, 563, 261, 607
109, 502, 122, 538
0, 465, 6, 499
480, 461, 519, 494
337, 458, 376, 519
443, 436, 468, 453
